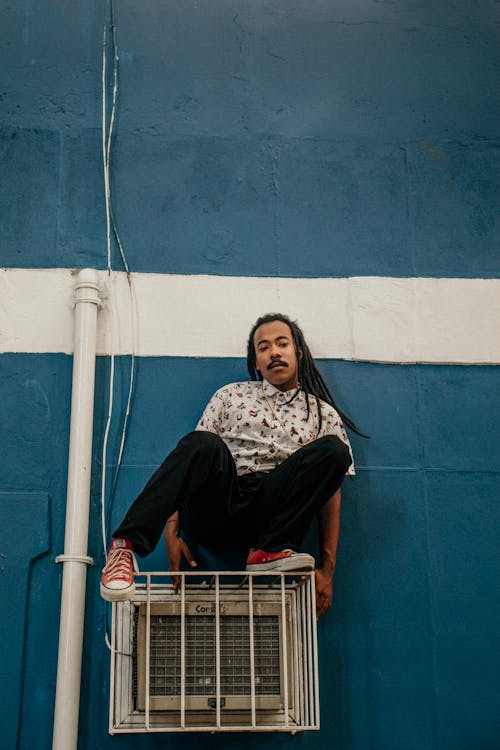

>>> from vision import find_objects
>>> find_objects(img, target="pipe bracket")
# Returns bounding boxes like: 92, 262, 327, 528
55, 554, 94, 566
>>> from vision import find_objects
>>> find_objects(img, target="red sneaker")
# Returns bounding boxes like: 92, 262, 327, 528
100, 539, 137, 601
246, 548, 315, 572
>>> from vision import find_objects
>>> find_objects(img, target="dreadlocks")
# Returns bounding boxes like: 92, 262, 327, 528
247, 312, 364, 437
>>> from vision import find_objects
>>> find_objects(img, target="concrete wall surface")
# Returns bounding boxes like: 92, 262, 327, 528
1, 2, 499, 749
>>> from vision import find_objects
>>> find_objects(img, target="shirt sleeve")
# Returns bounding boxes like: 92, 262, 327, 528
195, 387, 226, 435
322, 406, 356, 476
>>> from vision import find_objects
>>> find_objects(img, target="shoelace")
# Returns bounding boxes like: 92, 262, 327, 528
103, 548, 138, 579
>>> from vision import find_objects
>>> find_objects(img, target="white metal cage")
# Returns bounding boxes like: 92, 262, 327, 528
109, 570, 320, 733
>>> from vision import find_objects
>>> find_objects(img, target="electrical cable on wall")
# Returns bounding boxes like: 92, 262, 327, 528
100, 0, 138, 565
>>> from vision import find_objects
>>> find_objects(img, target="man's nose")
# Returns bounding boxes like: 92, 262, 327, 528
270, 348, 281, 358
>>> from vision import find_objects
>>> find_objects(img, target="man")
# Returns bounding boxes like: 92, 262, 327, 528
101, 313, 356, 618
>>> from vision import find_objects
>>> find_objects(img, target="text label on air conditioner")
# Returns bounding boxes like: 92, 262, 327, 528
194, 603, 225, 614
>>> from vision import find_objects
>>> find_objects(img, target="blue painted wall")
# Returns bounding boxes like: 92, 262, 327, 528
1, 2, 500, 749
2, 0, 500, 277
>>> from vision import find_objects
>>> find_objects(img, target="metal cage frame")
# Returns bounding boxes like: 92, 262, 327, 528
109, 570, 320, 733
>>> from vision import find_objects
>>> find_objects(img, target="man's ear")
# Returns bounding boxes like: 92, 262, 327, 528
299, 349, 303, 360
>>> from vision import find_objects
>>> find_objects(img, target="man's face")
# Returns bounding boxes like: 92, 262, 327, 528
254, 320, 300, 392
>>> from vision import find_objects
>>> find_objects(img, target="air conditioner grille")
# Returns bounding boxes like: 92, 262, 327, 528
147, 614, 281, 696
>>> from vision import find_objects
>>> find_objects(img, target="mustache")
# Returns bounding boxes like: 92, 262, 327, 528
268, 360, 288, 370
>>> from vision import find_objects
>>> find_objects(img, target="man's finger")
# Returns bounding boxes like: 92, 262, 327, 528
316, 592, 332, 619
180, 539, 197, 567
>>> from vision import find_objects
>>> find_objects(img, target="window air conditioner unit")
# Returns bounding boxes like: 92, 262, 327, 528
109, 571, 319, 733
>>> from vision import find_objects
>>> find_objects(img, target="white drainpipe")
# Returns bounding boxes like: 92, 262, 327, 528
52, 269, 101, 750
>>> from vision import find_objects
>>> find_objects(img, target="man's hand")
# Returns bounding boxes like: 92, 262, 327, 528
164, 513, 197, 592
315, 488, 341, 618
315, 566, 333, 619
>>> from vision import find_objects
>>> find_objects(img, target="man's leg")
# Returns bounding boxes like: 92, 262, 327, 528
101, 431, 242, 601
251, 435, 352, 552
113, 430, 240, 556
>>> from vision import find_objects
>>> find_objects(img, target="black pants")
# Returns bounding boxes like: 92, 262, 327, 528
113, 431, 352, 557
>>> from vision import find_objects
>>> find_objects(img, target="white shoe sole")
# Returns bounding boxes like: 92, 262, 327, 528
100, 582, 135, 602
246, 553, 315, 573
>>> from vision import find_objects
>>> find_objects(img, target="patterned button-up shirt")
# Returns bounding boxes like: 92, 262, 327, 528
196, 379, 355, 476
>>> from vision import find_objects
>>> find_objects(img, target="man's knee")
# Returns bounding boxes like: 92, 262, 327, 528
314, 435, 352, 471
177, 430, 227, 458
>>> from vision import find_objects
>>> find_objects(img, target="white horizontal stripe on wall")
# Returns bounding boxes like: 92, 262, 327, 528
1, 268, 499, 364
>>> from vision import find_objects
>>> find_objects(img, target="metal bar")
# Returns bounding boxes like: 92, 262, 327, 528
248, 574, 256, 727
215, 574, 221, 728
119, 602, 132, 721
306, 575, 315, 727
108, 602, 116, 732
125, 603, 134, 724
300, 581, 307, 726
280, 574, 289, 726
113, 725, 311, 734
302, 579, 311, 727
145, 574, 151, 731
291, 586, 300, 726
180, 573, 186, 729
132, 569, 306, 577
310, 573, 320, 727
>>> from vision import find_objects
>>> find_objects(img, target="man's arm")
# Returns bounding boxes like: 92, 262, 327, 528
316, 488, 342, 618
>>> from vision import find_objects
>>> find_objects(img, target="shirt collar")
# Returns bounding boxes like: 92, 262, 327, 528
262, 378, 301, 400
